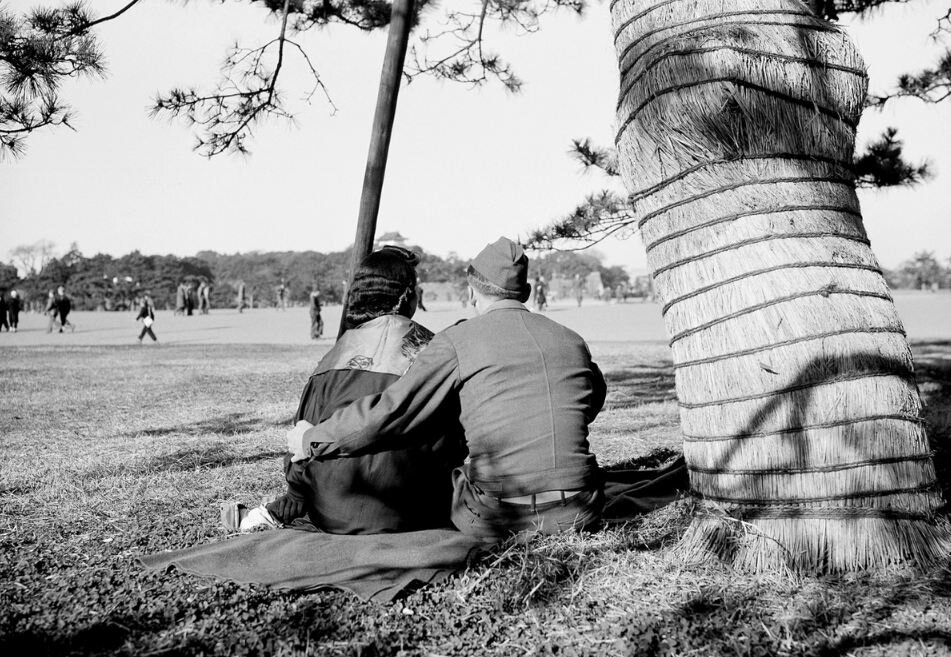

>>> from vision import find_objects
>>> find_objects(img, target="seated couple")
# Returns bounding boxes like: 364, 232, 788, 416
225, 237, 674, 540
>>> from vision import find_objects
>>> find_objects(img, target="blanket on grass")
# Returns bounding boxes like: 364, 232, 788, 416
139, 525, 486, 603
139, 456, 688, 602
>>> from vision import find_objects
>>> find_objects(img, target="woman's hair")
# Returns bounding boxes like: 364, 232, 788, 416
343, 246, 419, 329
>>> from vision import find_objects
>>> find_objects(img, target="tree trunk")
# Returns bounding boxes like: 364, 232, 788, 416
338, 0, 415, 338
611, 0, 947, 571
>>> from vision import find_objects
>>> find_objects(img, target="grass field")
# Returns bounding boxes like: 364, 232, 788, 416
1, 293, 950, 656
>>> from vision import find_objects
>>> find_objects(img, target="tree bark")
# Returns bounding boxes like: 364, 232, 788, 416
611, 0, 947, 571
338, 0, 415, 338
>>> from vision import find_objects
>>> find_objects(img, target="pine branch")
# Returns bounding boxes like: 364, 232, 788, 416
525, 190, 635, 250
823, 1, 911, 21
854, 126, 931, 188
152, 0, 335, 156
571, 138, 620, 176
868, 50, 951, 107
405, 0, 588, 91
0, 2, 108, 158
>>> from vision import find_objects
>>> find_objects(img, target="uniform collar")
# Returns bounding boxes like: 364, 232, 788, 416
482, 299, 528, 314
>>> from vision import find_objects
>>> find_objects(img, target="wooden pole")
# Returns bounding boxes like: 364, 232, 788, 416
338, 0, 415, 338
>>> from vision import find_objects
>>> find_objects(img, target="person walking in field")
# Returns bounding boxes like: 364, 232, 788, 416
223, 246, 465, 534
308, 289, 323, 340
7, 290, 21, 332
198, 280, 210, 314
54, 286, 74, 332
236, 281, 248, 313
533, 275, 548, 312
136, 294, 159, 343
416, 283, 427, 311
45, 290, 58, 333
175, 282, 186, 316
287, 237, 608, 540
0, 292, 8, 332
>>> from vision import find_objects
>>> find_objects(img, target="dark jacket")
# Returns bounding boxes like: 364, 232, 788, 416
289, 315, 465, 534
308, 300, 606, 497
136, 302, 155, 322
55, 294, 71, 317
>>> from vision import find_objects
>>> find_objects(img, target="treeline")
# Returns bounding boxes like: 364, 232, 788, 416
0, 244, 482, 311
0, 245, 216, 311
1, 241, 635, 312
882, 251, 951, 291
0, 244, 469, 311
2, 242, 944, 311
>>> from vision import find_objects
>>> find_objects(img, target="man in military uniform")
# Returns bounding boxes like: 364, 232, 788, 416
287, 237, 607, 540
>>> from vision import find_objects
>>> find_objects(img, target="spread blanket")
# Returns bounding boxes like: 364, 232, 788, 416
139, 456, 687, 602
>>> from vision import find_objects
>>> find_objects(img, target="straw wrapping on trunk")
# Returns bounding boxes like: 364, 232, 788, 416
611, 0, 947, 571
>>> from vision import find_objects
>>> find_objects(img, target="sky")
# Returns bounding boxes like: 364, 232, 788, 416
2, 0, 950, 272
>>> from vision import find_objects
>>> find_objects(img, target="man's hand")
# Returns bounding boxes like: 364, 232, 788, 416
286, 420, 315, 462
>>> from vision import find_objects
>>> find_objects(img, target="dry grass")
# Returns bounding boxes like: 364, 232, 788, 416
1, 340, 950, 656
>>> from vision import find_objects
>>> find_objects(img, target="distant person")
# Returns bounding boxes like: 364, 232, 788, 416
236, 282, 248, 313
136, 295, 159, 343
198, 280, 210, 314
309, 289, 323, 340
54, 286, 73, 333
45, 291, 58, 333
277, 280, 288, 311
7, 290, 21, 332
185, 282, 197, 316
223, 246, 465, 534
175, 283, 186, 316
416, 284, 427, 312
533, 275, 548, 312
573, 274, 584, 307
0, 291, 8, 332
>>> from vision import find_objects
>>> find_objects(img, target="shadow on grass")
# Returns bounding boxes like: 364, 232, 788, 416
0, 622, 227, 657
603, 361, 677, 409
0, 619, 155, 657
910, 339, 951, 511
614, 576, 951, 656
81, 443, 288, 479
143, 444, 287, 473
132, 412, 293, 438
816, 629, 951, 656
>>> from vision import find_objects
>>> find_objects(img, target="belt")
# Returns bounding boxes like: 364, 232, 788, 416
498, 489, 582, 506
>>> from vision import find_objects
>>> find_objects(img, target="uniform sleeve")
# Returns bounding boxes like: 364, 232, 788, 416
307, 332, 462, 457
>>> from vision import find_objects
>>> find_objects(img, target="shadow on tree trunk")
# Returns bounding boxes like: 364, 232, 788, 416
682, 346, 947, 571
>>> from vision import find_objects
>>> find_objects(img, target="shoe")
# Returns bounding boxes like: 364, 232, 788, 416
220, 502, 281, 532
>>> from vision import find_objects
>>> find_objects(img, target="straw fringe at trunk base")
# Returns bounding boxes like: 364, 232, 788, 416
677, 512, 951, 574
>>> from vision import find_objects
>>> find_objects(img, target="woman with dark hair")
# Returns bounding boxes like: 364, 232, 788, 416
223, 246, 465, 534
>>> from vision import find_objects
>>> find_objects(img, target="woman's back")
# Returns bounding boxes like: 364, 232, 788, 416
291, 315, 465, 534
